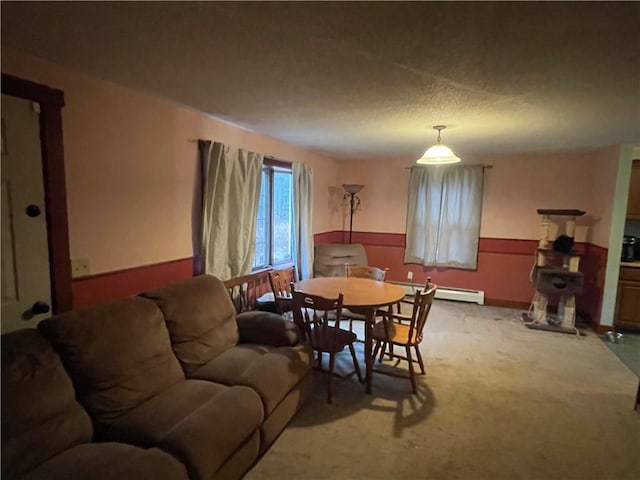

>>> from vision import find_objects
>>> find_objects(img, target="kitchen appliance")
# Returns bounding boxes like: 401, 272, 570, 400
621, 236, 638, 262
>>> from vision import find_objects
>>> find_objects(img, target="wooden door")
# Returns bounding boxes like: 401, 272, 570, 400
1, 94, 52, 332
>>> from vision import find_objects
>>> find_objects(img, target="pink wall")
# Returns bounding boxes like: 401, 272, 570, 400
339, 151, 607, 242
2, 47, 340, 275
335, 149, 617, 319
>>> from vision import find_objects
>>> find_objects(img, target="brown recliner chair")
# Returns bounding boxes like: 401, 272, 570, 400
313, 243, 367, 277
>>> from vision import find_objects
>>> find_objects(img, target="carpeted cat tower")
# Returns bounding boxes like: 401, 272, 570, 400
523, 209, 586, 335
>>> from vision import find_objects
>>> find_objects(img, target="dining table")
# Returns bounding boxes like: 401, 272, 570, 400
293, 276, 406, 393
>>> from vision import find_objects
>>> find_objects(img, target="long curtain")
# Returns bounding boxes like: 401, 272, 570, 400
405, 164, 483, 269
199, 140, 263, 279
292, 163, 314, 280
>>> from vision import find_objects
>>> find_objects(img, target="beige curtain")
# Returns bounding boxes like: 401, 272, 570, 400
405, 164, 483, 269
292, 163, 314, 280
199, 140, 263, 279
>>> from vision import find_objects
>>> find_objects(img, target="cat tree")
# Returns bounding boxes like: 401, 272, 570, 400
523, 209, 586, 334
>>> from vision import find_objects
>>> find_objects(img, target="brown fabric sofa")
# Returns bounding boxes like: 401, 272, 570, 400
2, 275, 314, 480
1, 329, 189, 480
139, 275, 315, 450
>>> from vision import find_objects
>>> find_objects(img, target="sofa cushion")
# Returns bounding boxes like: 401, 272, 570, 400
140, 275, 239, 375
313, 243, 367, 277
21, 443, 188, 480
236, 310, 301, 346
1, 329, 93, 480
102, 379, 263, 480
38, 297, 184, 425
192, 343, 314, 415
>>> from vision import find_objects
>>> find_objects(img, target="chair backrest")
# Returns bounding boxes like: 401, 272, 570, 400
268, 267, 296, 315
407, 278, 437, 343
313, 243, 367, 277
223, 270, 272, 313
268, 266, 296, 297
345, 265, 389, 281
291, 286, 344, 346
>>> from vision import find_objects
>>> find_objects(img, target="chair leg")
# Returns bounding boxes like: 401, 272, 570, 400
381, 320, 394, 361
387, 343, 395, 360
348, 343, 363, 383
317, 351, 323, 369
405, 346, 417, 394
373, 340, 382, 362
327, 353, 336, 404
414, 345, 425, 374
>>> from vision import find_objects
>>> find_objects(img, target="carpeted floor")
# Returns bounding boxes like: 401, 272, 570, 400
246, 301, 640, 480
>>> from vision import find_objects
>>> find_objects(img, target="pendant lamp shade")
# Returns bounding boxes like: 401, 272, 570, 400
416, 125, 461, 165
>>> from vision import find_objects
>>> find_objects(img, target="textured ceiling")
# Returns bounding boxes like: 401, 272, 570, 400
2, 1, 639, 160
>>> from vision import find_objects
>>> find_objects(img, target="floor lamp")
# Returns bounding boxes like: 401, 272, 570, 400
342, 184, 363, 244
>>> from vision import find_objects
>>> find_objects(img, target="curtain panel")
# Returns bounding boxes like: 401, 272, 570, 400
405, 164, 484, 269
292, 163, 314, 280
199, 140, 263, 280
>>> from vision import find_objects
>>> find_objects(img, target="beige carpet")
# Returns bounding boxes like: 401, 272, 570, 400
246, 301, 640, 480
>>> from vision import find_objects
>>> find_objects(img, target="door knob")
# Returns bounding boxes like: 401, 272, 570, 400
31, 301, 50, 315
26, 204, 41, 217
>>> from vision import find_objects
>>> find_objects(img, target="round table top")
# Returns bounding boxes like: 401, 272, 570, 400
293, 276, 405, 308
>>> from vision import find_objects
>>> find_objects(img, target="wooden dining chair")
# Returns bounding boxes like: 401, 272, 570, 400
343, 265, 389, 335
372, 278, 437, 394
267, 266, 296, 318
291, 286, 363, 403
345, 264, 389, 281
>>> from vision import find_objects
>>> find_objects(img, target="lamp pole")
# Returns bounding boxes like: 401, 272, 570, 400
342, 184, 363, 244
347, 192, 356, 243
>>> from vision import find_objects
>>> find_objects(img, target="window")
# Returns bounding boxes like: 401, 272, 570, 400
253, 160, 294, 269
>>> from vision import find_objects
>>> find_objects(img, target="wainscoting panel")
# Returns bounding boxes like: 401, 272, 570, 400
71, 233, 608, 326
72, 257, 194, 308
314, 231, 608, 325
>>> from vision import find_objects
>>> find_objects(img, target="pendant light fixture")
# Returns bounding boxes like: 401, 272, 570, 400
416, 125, 461, 165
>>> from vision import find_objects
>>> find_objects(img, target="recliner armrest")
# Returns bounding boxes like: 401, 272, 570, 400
236, 311, 302, 347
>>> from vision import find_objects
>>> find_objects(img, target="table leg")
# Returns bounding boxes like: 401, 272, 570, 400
365, 307, 374, 394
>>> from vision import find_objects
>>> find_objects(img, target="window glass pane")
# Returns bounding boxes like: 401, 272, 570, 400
253, 170, 269, 268
272, 171, 293, 264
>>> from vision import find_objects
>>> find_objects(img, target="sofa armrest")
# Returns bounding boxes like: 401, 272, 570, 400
236, 311, 302, 347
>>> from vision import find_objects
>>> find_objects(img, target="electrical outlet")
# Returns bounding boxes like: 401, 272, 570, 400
407, 271, 413, 281
71, 258, 91, 278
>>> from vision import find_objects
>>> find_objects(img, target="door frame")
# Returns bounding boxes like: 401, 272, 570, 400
2, 73, 72, 313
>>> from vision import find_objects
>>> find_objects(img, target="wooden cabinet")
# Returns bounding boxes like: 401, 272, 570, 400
627, 160, 640, 220
614, 267, 640, 330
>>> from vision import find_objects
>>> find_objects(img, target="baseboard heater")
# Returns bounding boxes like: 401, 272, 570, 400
392, 282, 485, 305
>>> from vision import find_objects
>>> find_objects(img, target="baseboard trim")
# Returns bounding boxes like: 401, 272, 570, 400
593, 324, 616, 334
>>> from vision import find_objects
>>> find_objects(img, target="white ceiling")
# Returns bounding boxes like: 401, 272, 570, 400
2, 1, 639, 160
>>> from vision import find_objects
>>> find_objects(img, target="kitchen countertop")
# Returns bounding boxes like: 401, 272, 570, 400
620, 261, 640, 268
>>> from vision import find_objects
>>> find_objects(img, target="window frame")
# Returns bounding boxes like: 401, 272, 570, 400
253, 157, 294, 271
